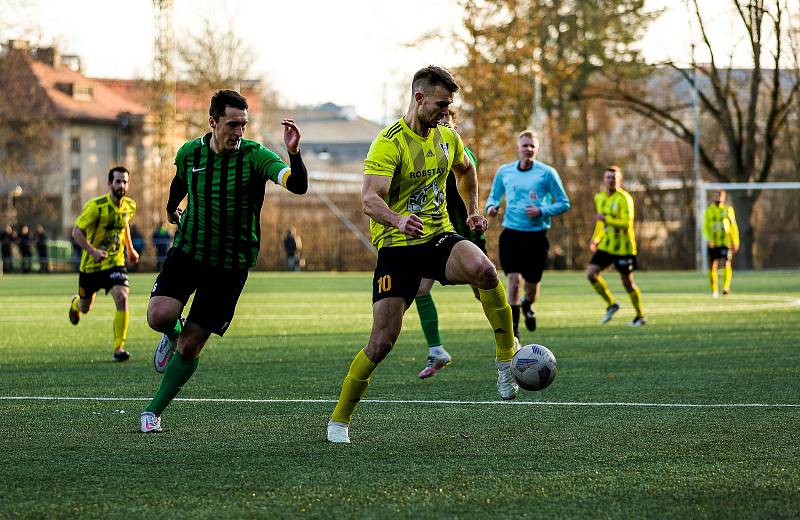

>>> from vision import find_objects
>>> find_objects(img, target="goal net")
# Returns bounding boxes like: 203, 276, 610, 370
696, 182, 800, 271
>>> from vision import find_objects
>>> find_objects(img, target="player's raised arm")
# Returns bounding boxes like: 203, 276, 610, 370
281, 118, 308, 195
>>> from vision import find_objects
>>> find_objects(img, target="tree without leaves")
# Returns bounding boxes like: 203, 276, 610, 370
595, 0, 800, 268
0, 45, 61, 231
173, 16, 258, 135
453, 0, 654, 266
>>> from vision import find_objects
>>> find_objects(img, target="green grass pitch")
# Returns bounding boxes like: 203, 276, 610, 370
1, 270, 798, 518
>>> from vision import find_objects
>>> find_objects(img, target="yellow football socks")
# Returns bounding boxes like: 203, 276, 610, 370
71, 298, 80, 313
478, 283, 515, 362
113, 310, 129, 350
627, 286, 644, 318
591, 276, 615, 307
722, 265, 732, 293
330, 349, 377, 424
709, 268, 719, 294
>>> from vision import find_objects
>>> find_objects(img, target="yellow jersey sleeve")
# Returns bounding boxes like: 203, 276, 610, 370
591, 193, 605, 244
450, 128, 466, 168
364, 135, 400, 177
75, 198, 100, 232
727, 206, 740, 247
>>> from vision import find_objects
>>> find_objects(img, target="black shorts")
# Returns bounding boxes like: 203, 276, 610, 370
373, 233, 466, 306
498, 228, 549, 283
78, 266, 129, 298
150, 248, 248, 336
590, 250, 638, 274
707, 246, 732, 261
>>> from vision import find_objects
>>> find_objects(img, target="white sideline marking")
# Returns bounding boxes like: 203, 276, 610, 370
1, 396, 798, 408
1, 294, 798, 322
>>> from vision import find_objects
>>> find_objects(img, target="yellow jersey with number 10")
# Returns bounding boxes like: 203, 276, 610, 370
363, 118, 465, 249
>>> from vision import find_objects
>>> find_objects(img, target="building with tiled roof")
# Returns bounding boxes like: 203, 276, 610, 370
0, 40, 148, 236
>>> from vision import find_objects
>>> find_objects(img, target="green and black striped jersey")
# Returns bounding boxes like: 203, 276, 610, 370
445, 147, 484, 241
172, 133, 289, 269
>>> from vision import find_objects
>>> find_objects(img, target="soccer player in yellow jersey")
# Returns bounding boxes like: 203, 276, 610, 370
703, 190, 739, 297
68, 166, 139, 361
586, 166, 646, 326
326, 66, 518, 444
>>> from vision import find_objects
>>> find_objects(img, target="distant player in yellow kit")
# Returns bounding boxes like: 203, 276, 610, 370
68, 166, 139, 361
703, 190, 739, 297
586, 166, 646, 326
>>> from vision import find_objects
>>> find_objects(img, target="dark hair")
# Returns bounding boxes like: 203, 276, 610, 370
108, 166, 129, 182
605, 165, 623, 179
209, 89, 248, 120
412, 66, 459, 95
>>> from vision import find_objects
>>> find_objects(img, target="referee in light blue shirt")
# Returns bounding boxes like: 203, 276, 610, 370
485, 129, 570, 337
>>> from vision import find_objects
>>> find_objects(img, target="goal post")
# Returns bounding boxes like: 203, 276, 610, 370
696, 181, 800, 272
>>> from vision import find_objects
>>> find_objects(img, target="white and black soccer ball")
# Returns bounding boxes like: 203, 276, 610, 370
511, 344, 557, 391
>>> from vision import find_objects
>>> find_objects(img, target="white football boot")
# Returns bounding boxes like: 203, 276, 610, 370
418, 349, 452, 379
326, 420, 351, 444
153, 317, 184, 373
140, 411, 163, 433
496, 360, 518, 401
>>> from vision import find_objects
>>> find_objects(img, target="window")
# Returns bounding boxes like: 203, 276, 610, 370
70, 168, 81, 212
70, 137, 81, 154
73, 84, 94, 101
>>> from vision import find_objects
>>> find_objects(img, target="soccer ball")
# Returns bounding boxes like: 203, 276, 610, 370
511, 344, 557, 391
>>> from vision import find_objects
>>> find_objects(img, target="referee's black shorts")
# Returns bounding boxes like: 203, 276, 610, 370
498, 228, 549, 283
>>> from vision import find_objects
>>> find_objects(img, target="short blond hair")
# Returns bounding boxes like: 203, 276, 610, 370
518, 129, 538, 142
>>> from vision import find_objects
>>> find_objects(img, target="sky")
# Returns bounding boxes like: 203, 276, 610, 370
1, 0, 786, 123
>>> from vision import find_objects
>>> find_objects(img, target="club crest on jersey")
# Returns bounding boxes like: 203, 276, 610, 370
439, 142, 449, 160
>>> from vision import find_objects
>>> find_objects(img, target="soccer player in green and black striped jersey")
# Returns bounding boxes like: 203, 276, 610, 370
140, 89, 309, 433
586, 166, 646, 327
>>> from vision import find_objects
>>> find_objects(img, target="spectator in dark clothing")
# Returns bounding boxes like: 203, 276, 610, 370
151, 222, 172, 272
283, 228, 302, 271
18, 225, 33, 273
1, 225, 17, 273
35, 224, 49, 272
